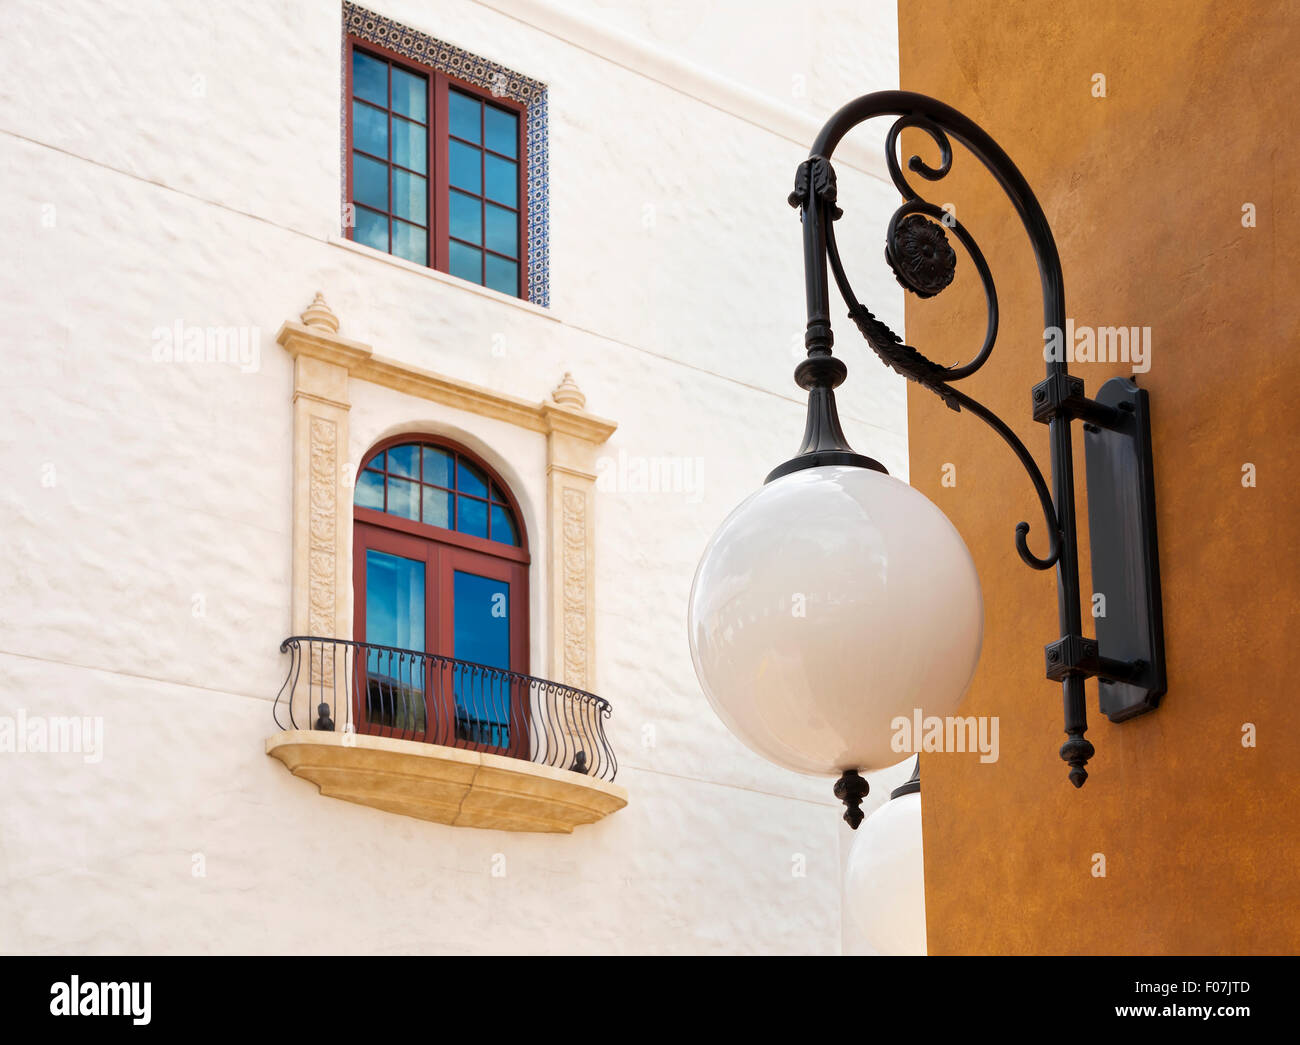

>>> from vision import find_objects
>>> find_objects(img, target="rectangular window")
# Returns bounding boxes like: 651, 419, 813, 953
346, 39, 527, 298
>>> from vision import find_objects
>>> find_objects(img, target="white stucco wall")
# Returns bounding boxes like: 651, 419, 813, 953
0, 0, 906, 954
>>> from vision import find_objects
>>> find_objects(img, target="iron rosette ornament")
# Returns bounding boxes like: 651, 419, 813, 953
886, 213, 957, 298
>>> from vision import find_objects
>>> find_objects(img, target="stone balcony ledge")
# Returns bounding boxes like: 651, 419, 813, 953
267, 730, 628, 833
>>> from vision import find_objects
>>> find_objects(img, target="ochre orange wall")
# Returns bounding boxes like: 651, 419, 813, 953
897, 1, 1300, 953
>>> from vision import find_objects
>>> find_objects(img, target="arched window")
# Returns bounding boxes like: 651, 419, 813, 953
352, 436, 529, 754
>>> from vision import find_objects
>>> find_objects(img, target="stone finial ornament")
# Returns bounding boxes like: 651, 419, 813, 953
551, 372, 586, 409
301, 292, 340, 333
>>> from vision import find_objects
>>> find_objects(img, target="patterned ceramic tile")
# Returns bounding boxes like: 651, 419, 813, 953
343, 2, 550, 307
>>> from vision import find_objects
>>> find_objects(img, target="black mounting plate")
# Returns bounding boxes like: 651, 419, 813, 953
1083, 377, 1167, 721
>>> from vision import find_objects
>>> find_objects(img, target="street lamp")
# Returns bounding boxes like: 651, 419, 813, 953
845, 759, 925, 955
688, 91, 1166, 826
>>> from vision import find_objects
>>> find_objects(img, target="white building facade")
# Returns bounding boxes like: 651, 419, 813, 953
0, 0, 911, 954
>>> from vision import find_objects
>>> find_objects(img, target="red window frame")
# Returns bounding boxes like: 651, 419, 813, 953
345, 36, 530, 299
352, 435, 531, 757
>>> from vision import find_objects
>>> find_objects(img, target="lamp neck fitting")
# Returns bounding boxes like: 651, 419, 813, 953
765, 355, 888, 483
890, 757, 921, 800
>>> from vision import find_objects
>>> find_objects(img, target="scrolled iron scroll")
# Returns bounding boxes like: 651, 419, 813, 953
788, 94, 1076, 571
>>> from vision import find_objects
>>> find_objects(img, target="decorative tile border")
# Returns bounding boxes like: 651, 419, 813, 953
342, 2, 550, 307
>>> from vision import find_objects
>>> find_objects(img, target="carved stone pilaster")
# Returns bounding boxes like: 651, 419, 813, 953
560, 487, 590, 688
306, 417, 340, 689
544, 376, 603, 693
279, 295, 366, 714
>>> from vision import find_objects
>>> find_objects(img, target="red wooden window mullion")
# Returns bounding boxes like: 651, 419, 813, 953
433, 74, 450, 274
384, 52, 392, 255
478, 101, 487, 286
425, 69, 434, 273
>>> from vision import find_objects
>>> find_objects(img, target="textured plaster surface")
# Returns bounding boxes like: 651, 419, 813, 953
900, 0, 1300, 954
0, 0, 905, 953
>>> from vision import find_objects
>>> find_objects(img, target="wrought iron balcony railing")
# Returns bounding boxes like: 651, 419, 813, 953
273, 636, 617, 781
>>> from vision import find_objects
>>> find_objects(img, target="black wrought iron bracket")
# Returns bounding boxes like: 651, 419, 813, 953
773, 92, 1165, 810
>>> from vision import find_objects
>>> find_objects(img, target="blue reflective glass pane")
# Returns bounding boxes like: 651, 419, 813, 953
483, 105, 518, 158
386, 477, 419, 520
456, 458, 489, 497
422, 446, 453, 487
449, 242, 482, 284
390, 66, 427, 122
352, 153, 388, 210
392, 220, 427, 265
356, 469, 385, 509
352, 50, 387, 106
354, 206, 388, 251
449, 90, 481, 143
366, 451, 385, 470
449, 141, 481, 193
484, 154, 516, 207
458, 496, 488, 538
490, 504, 519, 546
392, 169, 427, 224
366, 551, 425, 652
387, 444, 418, 477
453, 571, 511, 746
449, 190, 482, 246
421, 486, 453, 529
365, 550, 426, 732
391, 117, 427, 174
352, 100, 387, 158
484, 203, 517, 258
484, 255, 518, 297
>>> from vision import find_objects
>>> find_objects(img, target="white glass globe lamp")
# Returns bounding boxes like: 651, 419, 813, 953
687, 404, 982, 823
845, 761, 926, 955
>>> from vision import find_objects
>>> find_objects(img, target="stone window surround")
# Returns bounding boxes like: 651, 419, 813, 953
276, 292, 615, 694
